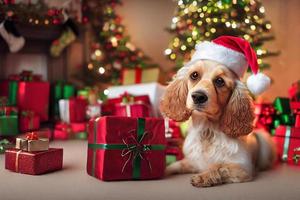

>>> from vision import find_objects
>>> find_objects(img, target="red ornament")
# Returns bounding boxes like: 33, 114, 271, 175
47, 9, 55, 16
52, 18, 60, 25
115, 16, 122, 24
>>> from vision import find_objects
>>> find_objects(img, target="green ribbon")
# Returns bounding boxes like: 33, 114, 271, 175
8, 81, 18, 106
89, 118, 165, 179
282, 126, 291, 161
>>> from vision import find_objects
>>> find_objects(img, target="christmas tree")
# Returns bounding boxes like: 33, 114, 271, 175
165, 0, 278, 71
80, 0, 158, 85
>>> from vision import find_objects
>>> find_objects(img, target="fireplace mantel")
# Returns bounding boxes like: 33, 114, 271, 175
0, 23, 88, 83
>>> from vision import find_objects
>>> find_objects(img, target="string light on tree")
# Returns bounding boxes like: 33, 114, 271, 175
165, 0, 278, 71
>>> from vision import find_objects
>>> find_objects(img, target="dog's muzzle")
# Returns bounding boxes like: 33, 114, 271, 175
191, 90, 208, 105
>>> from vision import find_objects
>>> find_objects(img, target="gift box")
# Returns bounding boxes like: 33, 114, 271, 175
273, 97, 291, 114
59, 97, 88, 123
166, 146, 183, 166
19, 111, 40, 133
288, 80, 300, 101
87, 116, 166, 181
0, 80, 18, 106
120, 68, 160, 85
17, 81, 50, 121
5, 148, 63, 175
273, 125, 300, 163
0, 107, 19, 136
53, 122, 87, 140
16, 132, 49, 152
50, 82, 76, 119
8, 70, 42, 82
5, 132, 63, 175
107, 83, 165, 117
254, 103, 276, 131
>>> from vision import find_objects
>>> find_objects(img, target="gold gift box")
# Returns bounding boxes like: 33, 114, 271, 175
16, 138, 49, 152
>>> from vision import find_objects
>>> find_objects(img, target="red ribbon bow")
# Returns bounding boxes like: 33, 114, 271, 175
26, 132, 39, 140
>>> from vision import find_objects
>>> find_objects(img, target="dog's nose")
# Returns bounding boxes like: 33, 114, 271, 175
191, 91, 208, 105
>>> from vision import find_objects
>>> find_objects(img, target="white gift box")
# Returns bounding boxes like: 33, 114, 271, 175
59, 99, 70, 123
107, 82, 166, 117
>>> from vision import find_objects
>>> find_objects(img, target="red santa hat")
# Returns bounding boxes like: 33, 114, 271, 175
190, 36, 270, 95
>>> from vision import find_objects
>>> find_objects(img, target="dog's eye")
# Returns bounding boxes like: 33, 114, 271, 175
190, 72, 199, 80
214, 77, 225, 87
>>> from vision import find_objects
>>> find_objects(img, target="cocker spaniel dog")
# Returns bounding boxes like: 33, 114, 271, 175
161, 36, 276, 187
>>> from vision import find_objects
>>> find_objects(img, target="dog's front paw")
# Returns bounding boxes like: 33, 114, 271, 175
190, 171, 222, 187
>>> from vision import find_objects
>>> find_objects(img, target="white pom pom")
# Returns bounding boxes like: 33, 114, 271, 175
246, 73, 271, 95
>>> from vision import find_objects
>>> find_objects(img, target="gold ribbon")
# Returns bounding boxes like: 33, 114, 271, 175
15, 150, 22, 173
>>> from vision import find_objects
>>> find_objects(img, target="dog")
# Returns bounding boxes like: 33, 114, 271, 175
160, 59, 276, 187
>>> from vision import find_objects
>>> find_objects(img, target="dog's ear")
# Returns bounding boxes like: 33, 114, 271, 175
220, 81, 255, 137
160, 77, 192, 122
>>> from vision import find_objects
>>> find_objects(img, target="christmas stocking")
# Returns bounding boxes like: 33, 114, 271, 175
50, 18, 79, 57
0, 20, 25, 53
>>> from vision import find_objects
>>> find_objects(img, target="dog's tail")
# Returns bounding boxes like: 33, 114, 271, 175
255, 130, 277, 171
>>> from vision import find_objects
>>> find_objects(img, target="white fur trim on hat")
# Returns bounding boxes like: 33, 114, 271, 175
246, 73, 271, 95
191, 41, 248, 77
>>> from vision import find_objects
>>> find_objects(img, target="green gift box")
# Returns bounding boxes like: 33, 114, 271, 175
51, 82, 76, 118
0, 81, 18, 106
0, 107, 19, 136
273, 97, 291, 114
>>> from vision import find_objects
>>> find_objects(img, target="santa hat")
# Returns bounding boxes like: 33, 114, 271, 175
189, 36, 270, 95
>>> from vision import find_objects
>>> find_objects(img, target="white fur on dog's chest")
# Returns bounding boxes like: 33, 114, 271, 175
183, 126, 253, 173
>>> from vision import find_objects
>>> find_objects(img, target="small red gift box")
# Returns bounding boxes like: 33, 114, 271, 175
17, 81, 50, 121
19, 111, 40, 133
87, 116, 166, 181
59, 98, 88, 123
5, 148, 63, 175
53, 122, 87, 140
273, 125, 300, 163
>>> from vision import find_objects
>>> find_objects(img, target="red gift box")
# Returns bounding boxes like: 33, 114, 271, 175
17, 81, 50, 121
114, 103, 151, 117
273, 125, 300, 163
54, 122, 87, 140
87, 116, 166, 181
19, 111, 40, 133
165, 119, 182, 139
59, 98, 87, 123
166, 146, 183, 160
5, 148, 63, 175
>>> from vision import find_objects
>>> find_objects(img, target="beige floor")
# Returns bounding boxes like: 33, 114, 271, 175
1, 140, 300, 200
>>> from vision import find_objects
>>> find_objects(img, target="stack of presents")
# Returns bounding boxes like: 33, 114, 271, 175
254, 80, 300, 166
0, 69, 186, 180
